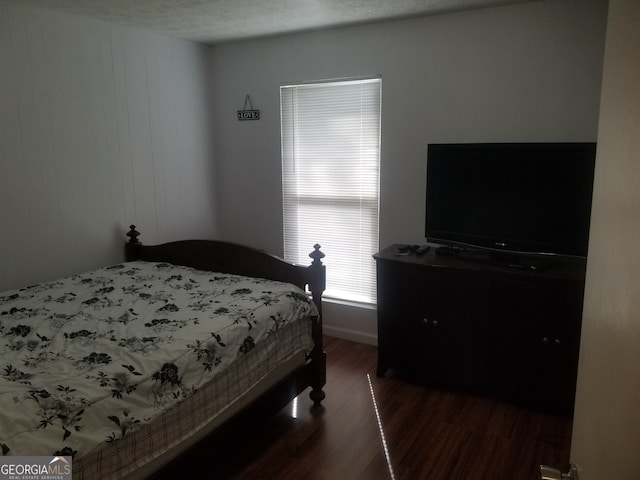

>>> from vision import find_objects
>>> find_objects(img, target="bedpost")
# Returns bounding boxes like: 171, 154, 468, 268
125, 225, 141, 261
308, 244, 325, 316
308, 244, 326, 405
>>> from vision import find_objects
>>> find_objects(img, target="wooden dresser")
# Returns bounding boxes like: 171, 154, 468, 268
374, 244, 587, 414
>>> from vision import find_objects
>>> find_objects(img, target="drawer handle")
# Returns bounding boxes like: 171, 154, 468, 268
422, 318, 438, 327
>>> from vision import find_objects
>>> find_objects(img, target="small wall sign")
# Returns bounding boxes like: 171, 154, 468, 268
237, 95, 260, 121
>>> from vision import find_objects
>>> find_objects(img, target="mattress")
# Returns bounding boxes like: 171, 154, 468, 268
0, 261, 316, 478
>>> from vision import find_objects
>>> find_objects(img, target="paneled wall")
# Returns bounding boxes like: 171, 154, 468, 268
0, 2, 217, 291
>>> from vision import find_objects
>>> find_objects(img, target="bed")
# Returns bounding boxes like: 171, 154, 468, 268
0, 226, 326, 479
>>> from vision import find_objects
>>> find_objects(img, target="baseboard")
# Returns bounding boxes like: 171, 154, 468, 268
323, 324, 378, 346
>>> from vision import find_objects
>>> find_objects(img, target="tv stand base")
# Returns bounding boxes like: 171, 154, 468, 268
435, 246, 553, 271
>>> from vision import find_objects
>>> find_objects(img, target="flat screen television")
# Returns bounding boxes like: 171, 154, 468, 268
426, 142, 596, 265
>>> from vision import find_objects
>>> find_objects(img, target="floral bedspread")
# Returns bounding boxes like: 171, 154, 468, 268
0, 261, 316, 459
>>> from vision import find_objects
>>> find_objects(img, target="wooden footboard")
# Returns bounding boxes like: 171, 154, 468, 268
125, 225, 326, 404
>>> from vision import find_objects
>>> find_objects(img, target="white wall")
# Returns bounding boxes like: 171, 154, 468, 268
210, 0, 608, 342
0, 2, 218, 291
571, 0, 640, 478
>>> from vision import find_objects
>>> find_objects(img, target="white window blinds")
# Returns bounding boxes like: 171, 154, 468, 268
280, 78, 381, 304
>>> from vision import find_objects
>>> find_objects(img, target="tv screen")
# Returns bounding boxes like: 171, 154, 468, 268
426, 143, 597, 259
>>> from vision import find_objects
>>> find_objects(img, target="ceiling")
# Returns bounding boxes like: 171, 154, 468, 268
11, 0, 534, 44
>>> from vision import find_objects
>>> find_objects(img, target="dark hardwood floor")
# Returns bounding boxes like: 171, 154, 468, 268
167, 336, 572, 479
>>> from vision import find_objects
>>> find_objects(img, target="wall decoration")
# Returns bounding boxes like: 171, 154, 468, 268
237, 95, 260, 121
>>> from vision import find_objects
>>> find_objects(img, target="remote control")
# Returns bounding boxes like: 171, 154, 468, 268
415, 245, 430, 255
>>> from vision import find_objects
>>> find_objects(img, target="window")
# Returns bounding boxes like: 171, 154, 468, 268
280, 77, 381, 304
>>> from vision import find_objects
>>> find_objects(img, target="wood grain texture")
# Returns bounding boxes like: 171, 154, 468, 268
157, 336, 571, 479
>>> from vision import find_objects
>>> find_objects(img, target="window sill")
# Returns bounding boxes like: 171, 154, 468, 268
321, 296, 377, 311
